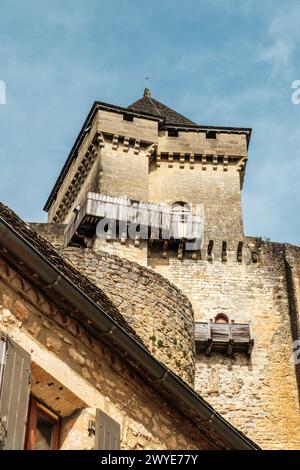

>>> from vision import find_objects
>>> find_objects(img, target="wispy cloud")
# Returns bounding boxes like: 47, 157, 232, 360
0, 1, 299, 244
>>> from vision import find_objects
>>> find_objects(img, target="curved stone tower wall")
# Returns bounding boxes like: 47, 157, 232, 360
60, 246, 195, 385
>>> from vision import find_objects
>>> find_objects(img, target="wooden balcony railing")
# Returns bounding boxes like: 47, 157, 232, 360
64, 192, 204, 247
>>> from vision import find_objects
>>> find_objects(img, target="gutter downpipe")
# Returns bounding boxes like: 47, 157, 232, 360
0, 217, 258, 450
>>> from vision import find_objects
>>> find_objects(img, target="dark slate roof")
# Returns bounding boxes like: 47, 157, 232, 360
128, 88, 197, 126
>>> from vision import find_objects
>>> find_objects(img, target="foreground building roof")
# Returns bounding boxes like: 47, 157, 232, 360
0, 202, 259, 450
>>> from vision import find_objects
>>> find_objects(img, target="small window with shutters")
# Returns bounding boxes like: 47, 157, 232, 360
0, 335, 31, 450
95, 409, 120, 450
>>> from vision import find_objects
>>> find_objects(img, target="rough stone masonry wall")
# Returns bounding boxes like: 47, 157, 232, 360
29, 223, 66, 249
151, 237, 300, 450
60, 246, 195, 386
99, 146, 149, 202
93, 238, 148, 267
148, 160, 243, 246
0, 255, 216, 450
30, 224, 300, 449
47, 108, 159, 224
284, 244, 300, 387
47, 113, 100, 223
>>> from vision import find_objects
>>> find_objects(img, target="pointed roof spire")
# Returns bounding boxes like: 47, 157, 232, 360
128, 90, 197, 126
143, 87, 151, 98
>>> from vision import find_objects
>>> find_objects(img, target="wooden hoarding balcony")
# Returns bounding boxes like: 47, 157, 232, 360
195, 322, 254, 356
64, 192, 203, 247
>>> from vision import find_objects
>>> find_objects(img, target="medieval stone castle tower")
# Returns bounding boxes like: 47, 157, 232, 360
1, 88, 299, 450
38, 88, 300, 449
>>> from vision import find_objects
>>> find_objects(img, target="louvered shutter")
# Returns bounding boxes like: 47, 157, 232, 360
0, 335, 31, 450
95, 409, 120, 450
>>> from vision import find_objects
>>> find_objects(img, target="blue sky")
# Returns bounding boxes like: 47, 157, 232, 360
0, 0, 300, 244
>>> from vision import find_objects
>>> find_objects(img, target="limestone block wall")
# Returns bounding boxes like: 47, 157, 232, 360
30, 224, 195, 384
148, 160, 244, 245
64, 157, 100, 224
29, 223, 149, 269
48, 114, 99, 222
0, 256, 212, 450
60, 246, 195, 385
151, 238, 300, 449
47, 107, 249, 241
47, 108, 159, 224
29, 223, 66, 249
30, 223, 300, 448
93, 238, 148, 267
97, 109, 159, 143
99, 146, 149, 202
157, 130, 248, 157
284, 244, 300, 386
284, 244, 300, 339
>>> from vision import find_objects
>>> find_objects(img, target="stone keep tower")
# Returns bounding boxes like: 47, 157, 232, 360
45, 88, 250, 259
44, 89, 300, 449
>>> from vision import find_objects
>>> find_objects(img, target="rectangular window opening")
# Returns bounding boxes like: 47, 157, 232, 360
168, 129, 179, 137
25, 397, 60, 450
206, 130, 217, 139
123, 113, 134, 122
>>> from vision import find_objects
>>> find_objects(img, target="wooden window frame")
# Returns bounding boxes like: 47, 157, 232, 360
25, 397, 60, 450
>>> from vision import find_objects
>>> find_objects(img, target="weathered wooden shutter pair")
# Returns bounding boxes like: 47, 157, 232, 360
0, 335, 30, 450
0, 334, 121, 450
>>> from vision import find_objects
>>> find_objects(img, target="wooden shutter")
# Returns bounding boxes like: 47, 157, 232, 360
95, 409, 120, 450
0, 335, 31, 450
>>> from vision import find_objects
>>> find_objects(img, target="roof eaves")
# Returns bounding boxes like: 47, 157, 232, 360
95, 100, 163, 122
